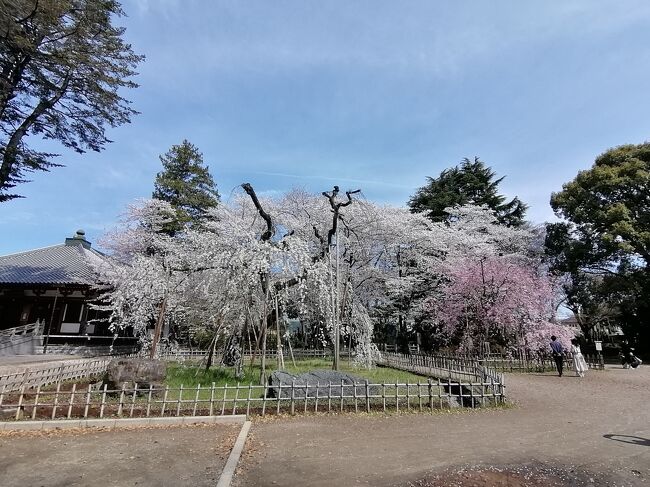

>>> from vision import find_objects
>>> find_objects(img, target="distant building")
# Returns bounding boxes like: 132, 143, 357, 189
0, 230, 108, 336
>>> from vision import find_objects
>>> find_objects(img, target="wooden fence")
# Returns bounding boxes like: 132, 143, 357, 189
379, 352, 503, 383
0, 358, 111, 393
438, 353, 605, 373
155, 348, 337, 361
0, 376, 505, 422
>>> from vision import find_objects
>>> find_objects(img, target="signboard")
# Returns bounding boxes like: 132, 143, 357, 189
594, 341, 602, 352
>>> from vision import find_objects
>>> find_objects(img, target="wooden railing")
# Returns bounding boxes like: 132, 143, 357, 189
0, 358, 111, 393
378, 352, 504, 396
0, 320, 44, 338
441, 353, 605, 372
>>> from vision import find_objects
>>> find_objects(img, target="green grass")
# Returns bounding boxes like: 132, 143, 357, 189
165, 357, 428, 390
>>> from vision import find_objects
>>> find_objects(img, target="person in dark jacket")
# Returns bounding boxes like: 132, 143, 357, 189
550, 335, 564, 377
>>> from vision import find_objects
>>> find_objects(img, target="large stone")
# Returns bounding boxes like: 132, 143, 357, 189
105, 358, 167, 390
268, 369, 379, 399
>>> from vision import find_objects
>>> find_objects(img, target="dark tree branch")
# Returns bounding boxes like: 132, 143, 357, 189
241, 182, 274, 242
322, 186, 361, 247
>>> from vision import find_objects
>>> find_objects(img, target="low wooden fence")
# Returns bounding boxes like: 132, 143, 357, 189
442, 353, 605, 373
155, 348, 337, 361
379, 352, 503, 382
0, 358, 110, 393
0, 375, 505, 422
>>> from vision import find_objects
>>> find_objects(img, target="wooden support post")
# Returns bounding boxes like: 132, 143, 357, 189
84, 384, 92, 419
100, 384, 107, 418
68, 382, 77, 419
193, 384, 201, 416
51, 382, 61, 419
176, 384, 184, 417
209, 382, 215, 416
32, 384, 42, 420
130, 384, 138, 417
146, 385, 154, 418
117, 383, 126, 417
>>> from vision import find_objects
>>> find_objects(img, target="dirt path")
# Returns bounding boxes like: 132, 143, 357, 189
236, 366, 650, 486
0, 423, 241, 487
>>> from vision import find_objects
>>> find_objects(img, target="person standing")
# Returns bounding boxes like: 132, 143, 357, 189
550, 335, 564, 377
570, 338, 588, 377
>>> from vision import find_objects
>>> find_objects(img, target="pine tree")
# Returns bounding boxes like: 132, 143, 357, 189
152, 140, 220, 234
408, 157, 527, 226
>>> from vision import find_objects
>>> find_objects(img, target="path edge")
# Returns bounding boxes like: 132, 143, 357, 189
0, 415, 246, 431
217, 420, 252, 487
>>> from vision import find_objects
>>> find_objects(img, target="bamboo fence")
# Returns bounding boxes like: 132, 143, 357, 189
0, 376, 505, 422
0, 358, 111, 393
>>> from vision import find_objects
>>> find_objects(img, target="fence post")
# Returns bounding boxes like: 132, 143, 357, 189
161, 385, 169, 417
262, 383, 268, 416
304, 382, 309, 414
146, 385, 154, 418
100, 383, 107, 418
129, 383, 138, 418
51, 382, 61, 419
193, 384, 201, 416
246, 383, 252, 418
290, 380, 295, 415
84, 384, 92, 419
395, 381, 399, 412
221, 383, 228, 416
365, 381, 370, 413
117, 382, 127, 417
209, 382, 215, 416
32, 384, 42, 420
15, 385, 25, 420
232, 383, 240, 415
68, 382, 77, 419
328, 381, 332, 413
176, 384, 184, 417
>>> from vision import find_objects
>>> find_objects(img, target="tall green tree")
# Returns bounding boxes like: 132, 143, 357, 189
153, 140, 220, 234
408, 157, 527, 226
0, 0, 144, 201
546, 143, 650, 352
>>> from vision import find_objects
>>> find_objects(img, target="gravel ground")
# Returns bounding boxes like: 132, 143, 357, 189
236, 366, 650, 487
0, 423, 241, 487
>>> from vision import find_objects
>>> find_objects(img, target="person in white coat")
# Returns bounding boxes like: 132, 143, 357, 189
571, 338, 588, 377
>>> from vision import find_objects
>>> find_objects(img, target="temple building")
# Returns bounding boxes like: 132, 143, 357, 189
0, 230, 109, 338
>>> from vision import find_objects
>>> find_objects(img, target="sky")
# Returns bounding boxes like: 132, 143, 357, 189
2, 0, 650, 255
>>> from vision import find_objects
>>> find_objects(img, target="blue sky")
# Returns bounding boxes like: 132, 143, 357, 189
2, 0, 650, 254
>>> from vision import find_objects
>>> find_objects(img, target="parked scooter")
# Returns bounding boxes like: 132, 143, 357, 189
620, 348, 643, 369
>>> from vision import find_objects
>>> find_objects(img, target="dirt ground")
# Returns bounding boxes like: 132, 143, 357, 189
0, 366, 647, 487
236, 366, 650, 487
0, 423, 241, 487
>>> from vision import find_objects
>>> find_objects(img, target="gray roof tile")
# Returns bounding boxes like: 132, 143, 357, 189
0, 244, 105, 285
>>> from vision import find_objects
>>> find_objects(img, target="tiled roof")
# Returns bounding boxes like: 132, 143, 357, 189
0, 243, 105, 285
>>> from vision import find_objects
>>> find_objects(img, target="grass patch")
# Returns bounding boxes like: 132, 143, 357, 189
166, 357, 428, 390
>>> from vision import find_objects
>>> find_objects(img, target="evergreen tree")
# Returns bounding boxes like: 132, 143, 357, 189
546, 142, 650, 353
153, 140, 220, 234
0, 0, 143, 201
408, 157, 527, 226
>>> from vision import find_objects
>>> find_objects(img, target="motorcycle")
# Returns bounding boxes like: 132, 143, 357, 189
621, 348, 643, 369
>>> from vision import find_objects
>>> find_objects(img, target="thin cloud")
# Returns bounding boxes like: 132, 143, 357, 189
252, 171, 413, 189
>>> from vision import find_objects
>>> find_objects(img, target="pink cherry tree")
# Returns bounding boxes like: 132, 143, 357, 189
427, 255, 575, 355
